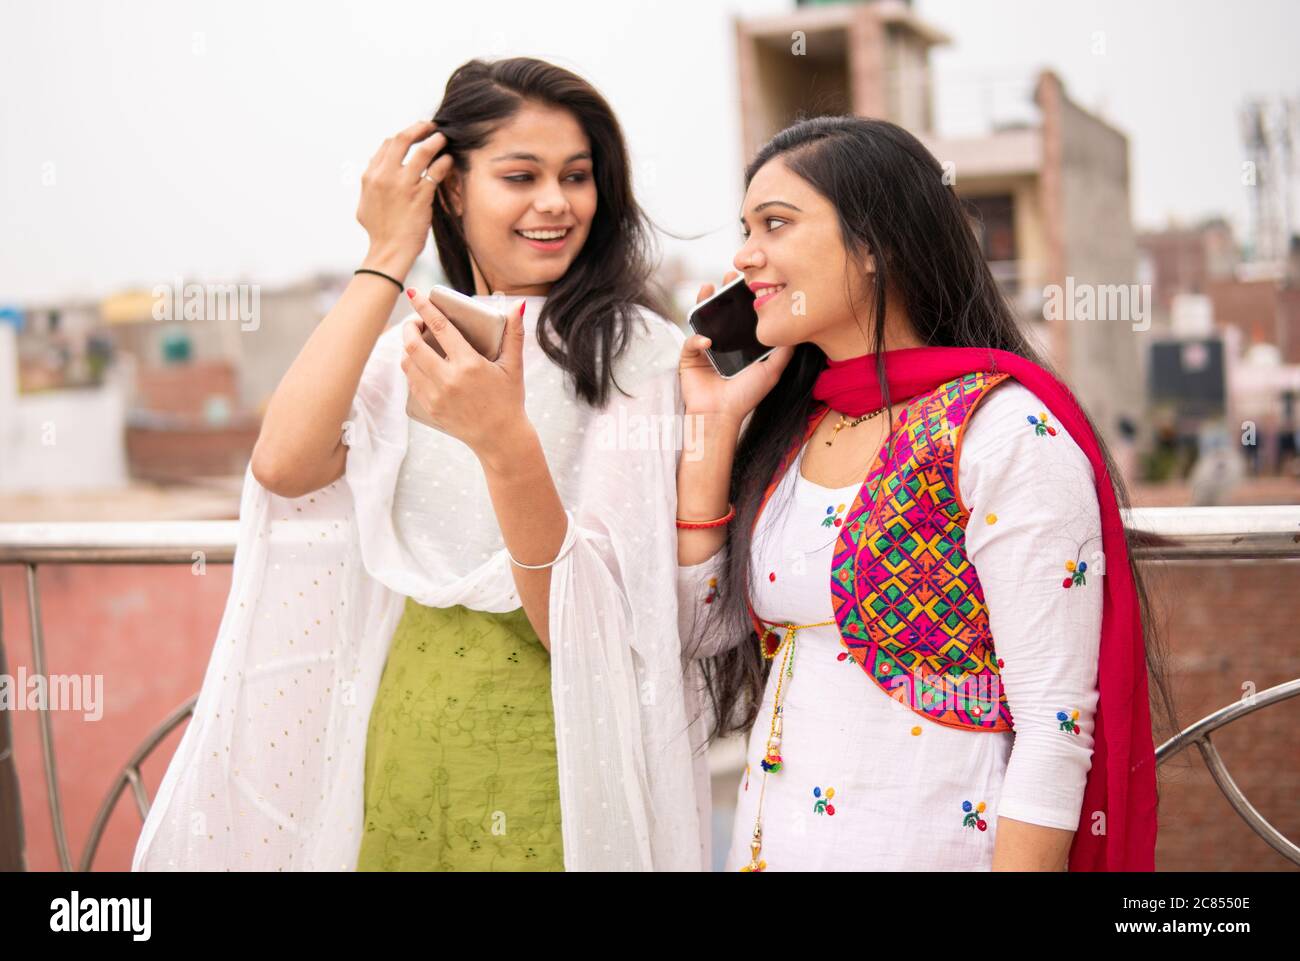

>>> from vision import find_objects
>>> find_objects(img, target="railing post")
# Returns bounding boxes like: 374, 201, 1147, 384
25, 564, 72, 871
0, 581, 28, 870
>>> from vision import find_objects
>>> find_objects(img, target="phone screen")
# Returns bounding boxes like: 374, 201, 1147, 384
687, 279, 773, 378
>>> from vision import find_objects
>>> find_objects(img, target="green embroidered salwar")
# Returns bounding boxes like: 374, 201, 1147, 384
358, 597, 564, 871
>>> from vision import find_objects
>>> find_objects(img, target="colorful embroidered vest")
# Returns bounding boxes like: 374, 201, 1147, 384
746, 371, 1015, 733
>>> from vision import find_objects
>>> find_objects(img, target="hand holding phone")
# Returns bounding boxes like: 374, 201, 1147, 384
680, 273, 793, 422
405, 285, 510, 428
415, 285, 509, 361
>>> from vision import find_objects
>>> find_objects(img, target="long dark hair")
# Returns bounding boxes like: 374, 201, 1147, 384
691, 115, 1180, 767
428, 57, 670, 406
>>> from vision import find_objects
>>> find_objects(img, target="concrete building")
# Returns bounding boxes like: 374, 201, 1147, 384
0, 303, 130, 493
1137, 217, 1239, 319
734, 0, 1147, 457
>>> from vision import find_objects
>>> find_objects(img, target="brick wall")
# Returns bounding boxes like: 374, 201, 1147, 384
134, 361, 238, 416
1141, 558, 1300, 871
1207, 278, 1280, 348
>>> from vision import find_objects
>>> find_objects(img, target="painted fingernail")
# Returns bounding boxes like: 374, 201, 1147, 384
518, 302, 526, 318
405, 288, 415, 299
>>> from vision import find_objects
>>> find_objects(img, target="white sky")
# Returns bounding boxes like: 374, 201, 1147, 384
1, 0, 1297, 302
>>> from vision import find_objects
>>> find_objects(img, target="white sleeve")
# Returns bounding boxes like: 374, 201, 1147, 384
545, 317, 707, 871
956, 381, 1104, 832
676, 549, 746, 660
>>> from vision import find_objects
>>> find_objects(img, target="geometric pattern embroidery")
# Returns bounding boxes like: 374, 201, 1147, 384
748, 371, 1016, 734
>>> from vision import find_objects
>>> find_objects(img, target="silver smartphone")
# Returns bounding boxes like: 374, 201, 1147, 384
406, 286, 510, 428
686, 275, 775, 379
418, 285, 509, 361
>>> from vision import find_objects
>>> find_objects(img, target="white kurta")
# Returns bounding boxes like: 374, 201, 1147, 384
132, 294, 710, 871
678, 380, 1104, 871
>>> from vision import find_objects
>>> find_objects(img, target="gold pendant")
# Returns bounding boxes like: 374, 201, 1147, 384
824, 408, 882, 446
741, 825, 766, 872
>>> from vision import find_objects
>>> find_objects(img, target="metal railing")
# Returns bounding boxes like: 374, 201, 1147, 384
1155, 678, 1300, 864
1, 505, 1298, 870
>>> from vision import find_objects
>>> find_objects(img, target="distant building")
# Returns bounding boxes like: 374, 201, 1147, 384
0, 302, 129, 492
1, 272, 425, 490
1137, 216, 1300, 478
735, 0, 1146, 456
1137, 217, 1239, 318
96, 275, 364, 483
1206, 267, 1300, 364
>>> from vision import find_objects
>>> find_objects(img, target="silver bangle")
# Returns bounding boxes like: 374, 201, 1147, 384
507, 509, 576, 570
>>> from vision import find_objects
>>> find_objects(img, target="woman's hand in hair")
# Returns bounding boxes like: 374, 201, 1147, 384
679, 272, 793, 422
356, 120, 452, 277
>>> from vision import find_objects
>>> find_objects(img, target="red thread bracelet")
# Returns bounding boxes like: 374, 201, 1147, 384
676, 503, 736, 530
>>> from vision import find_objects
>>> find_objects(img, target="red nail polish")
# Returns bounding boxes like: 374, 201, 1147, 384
518, 302, 526, 318
405, 288, 415, 299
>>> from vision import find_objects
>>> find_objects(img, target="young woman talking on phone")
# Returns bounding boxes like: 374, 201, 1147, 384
132, 57, 707, 873
675, 116, 1178, 872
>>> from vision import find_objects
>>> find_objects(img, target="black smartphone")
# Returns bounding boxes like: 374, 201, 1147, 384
686, 276, 775, 379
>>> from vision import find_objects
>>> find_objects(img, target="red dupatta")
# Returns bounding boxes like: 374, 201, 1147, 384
812, 345, 1158, 871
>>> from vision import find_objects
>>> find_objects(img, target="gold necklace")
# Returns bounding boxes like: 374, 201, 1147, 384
824, 407, 885, 446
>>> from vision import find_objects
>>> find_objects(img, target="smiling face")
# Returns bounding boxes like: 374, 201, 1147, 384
441, 99, 598, 296
735, 158, 882, 359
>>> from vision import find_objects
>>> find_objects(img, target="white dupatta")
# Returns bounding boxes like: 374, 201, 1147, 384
131, 295, 711, 871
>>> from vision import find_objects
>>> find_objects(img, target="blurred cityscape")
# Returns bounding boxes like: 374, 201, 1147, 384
5, 3, 1298, 520
2, 0, 1298, 873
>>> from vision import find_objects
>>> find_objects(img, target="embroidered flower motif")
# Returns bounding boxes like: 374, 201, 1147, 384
1062, 559, 1088, 588
703, 576, 719, 604
822, 503, 847, 528
910, 725, 922, 736
836, 651, 854, 664
1057, 709, 1081, 734
1027, 412, 1058, 436
962, 800, 988, 831
813, 786, 836, 815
